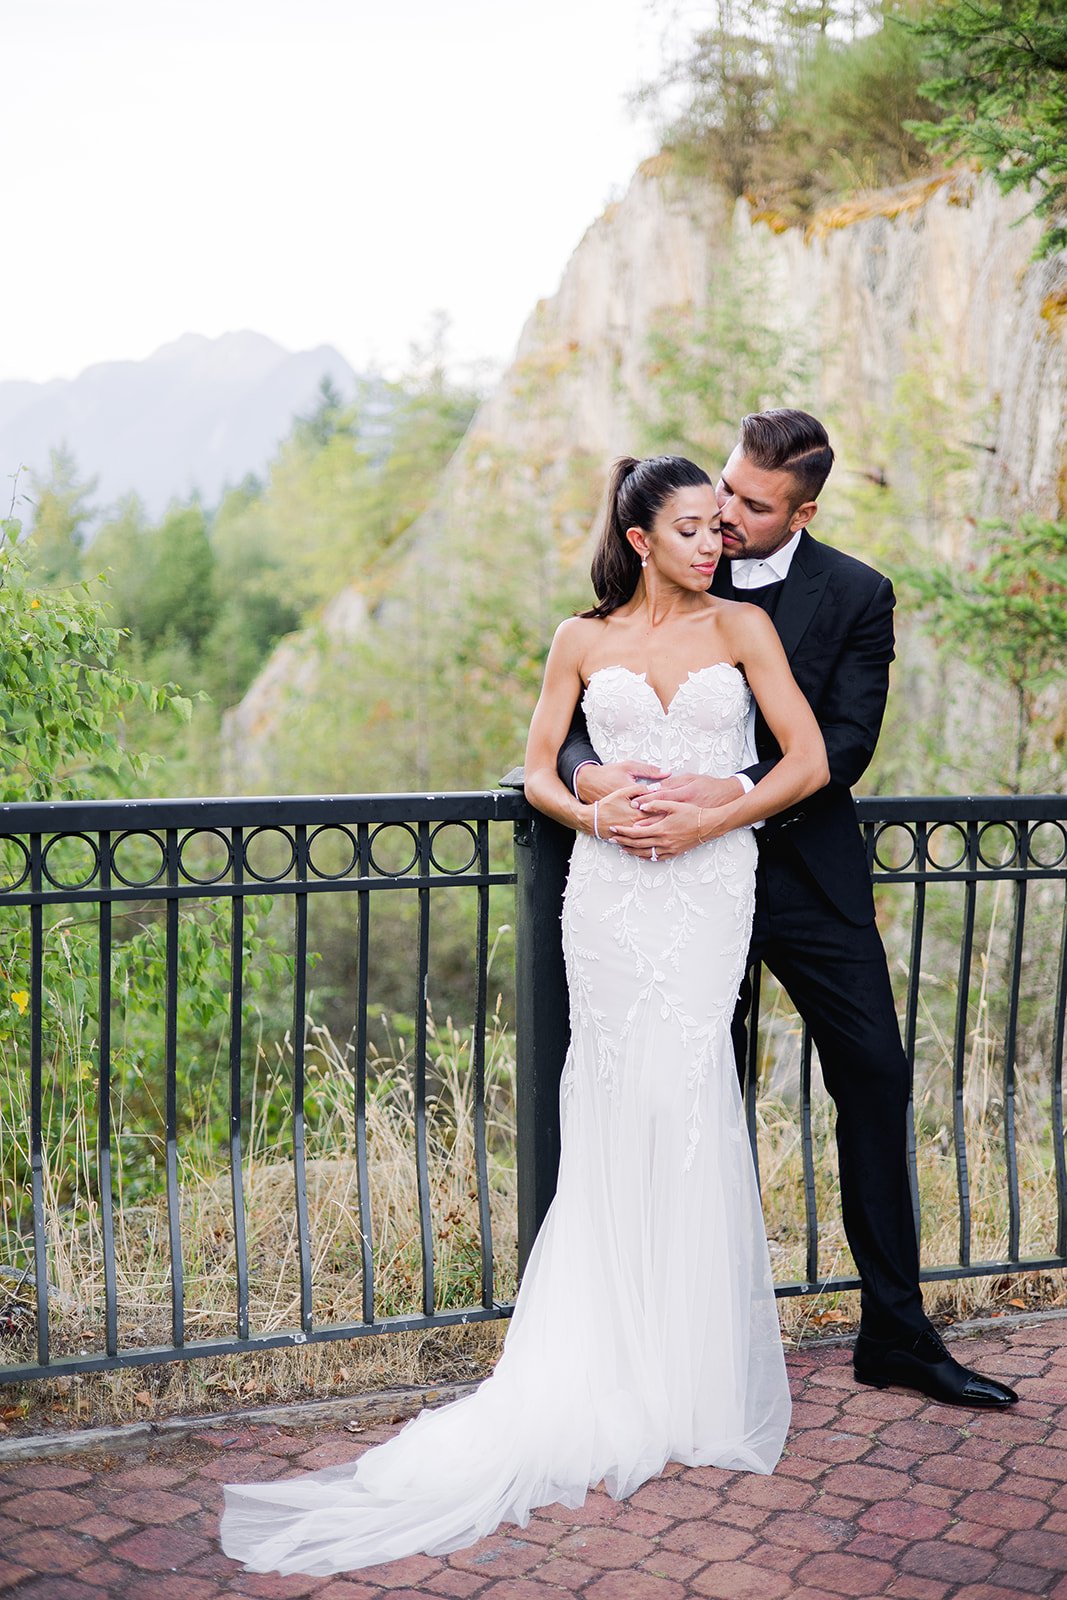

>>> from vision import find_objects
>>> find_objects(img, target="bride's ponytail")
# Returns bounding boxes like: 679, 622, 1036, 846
585, 458, 642, 619
582, 454, 713, 619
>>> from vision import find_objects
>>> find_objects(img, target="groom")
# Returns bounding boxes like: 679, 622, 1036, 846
558, 409, 1017, 1409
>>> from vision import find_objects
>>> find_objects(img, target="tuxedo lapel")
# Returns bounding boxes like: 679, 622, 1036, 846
774, 532, 830, 660
715, 532, 829, 658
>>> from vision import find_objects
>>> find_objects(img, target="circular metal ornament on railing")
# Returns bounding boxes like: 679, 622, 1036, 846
243, 826, 297, 883
428, 820, 479, 875
976, 821, 1021, 870
42, 832, 100, 890
177, 828, 234, 886
1028, 820, 1067, 869
368, 822, 420, 878
0, 836, 31, 894
871, 822, 918, 873
307, 823, 360, 880
925, 821, 969, 872
111, 830, 167, 888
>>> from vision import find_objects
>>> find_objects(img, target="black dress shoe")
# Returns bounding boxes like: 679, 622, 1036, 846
853, 1328, 1019, 1408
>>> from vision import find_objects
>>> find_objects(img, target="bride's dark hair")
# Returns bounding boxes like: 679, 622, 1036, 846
581, 454, 713, 619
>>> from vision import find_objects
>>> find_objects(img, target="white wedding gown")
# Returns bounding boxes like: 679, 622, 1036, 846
221, 663, 790, 1576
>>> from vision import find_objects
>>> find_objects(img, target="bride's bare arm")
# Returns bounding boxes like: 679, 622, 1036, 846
610, 608, 828, 855
524, 621, 650, 835
706, 609, 828, 831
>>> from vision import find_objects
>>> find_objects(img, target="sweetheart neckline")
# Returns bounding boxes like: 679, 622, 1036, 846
584, 662, 745, 718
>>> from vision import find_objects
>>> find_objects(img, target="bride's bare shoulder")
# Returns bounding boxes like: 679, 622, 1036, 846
552, 613, 609, 650
545, 614, 604, 674
716, 599, 780, 660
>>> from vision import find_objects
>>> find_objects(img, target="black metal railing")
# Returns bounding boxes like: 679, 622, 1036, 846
0, 788, 1065, 1382
854, 797, 1067, 1292
0, 792, 525, 1381
512, 790, 1067, 1306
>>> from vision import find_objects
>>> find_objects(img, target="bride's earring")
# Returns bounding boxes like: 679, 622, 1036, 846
641, 556, 648, 568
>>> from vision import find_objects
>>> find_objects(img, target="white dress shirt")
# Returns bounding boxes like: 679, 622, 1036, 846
728, 527, 803, 593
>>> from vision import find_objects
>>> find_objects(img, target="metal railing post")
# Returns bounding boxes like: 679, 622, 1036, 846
502, 772, 574, 1274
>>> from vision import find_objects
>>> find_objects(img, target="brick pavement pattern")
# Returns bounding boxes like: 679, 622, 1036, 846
2, 1318, 1067, 1599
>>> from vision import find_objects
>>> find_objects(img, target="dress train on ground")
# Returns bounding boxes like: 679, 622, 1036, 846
221, 663, 790, 1576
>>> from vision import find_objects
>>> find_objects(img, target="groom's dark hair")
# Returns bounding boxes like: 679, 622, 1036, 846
583, 455, 713, 619
740, 409, 834, 507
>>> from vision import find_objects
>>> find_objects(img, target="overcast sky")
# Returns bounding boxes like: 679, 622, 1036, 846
4, 0, 673, 385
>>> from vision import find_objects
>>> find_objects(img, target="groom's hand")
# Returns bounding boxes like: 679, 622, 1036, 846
574, 760, 670, 804
645, 773, 745, 809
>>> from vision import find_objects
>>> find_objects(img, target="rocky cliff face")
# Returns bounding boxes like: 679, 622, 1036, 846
224, 161, 1067, 789
757, 173, 1066, 521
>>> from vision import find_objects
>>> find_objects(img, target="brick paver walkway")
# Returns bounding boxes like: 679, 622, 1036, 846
2, 1317, 1066, 1599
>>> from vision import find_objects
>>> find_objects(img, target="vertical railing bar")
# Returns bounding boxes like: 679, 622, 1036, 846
97, 830, 118, 1357
354, 823, 374, 1324
1051, 884, 1067, 1258
414, 823, 434, 1317
745, 963, 762, 1189
472, 820, 494, 1309
228, 827, 250, 1342
903, 825, 927, 1248
1001, 837, 1028, 1262
29, 833, 48, 1367
507, 803, 572, 1273
292, 824, 313, 1335
164, 827, 184, 1347
948, 825, 978, 1267
800, 1023, 818, 1286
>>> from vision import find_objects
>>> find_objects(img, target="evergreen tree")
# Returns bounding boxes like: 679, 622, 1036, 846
902, 518, 1067, 790
906, 0, 1067, 258
26, 446, 96, 588
89, 493, 151, 628
295, 375, 352, 450
133, 503, 220, 654
649, 0, 780, 197
643, 0, 932, 217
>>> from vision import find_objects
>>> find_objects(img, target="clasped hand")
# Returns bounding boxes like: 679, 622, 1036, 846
581, 763, 745, 861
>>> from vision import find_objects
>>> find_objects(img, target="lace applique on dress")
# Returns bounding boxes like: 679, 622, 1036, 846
563, 664, 758, 1156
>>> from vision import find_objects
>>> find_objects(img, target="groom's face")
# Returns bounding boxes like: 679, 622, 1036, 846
716, 447, 817, 561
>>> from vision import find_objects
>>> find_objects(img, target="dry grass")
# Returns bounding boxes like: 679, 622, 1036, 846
0, 1009, 516, 1432
760, 1081, 1066, 1347
804, 170, 961, 240
756, 905, 1067, 1345
2, 959, 1064, 1434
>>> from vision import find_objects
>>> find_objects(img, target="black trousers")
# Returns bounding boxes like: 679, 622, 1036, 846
733, 837, 928, 1343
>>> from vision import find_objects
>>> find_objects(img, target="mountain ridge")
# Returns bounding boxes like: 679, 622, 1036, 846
0, 331, 363, 518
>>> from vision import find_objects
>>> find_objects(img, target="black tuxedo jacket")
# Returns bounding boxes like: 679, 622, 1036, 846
557, 530, 895, 926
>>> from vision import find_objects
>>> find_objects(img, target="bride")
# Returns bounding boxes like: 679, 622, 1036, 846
221, 453, 828, 1577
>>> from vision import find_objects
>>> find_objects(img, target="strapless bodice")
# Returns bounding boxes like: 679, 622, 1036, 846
582, 663, 750, 777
